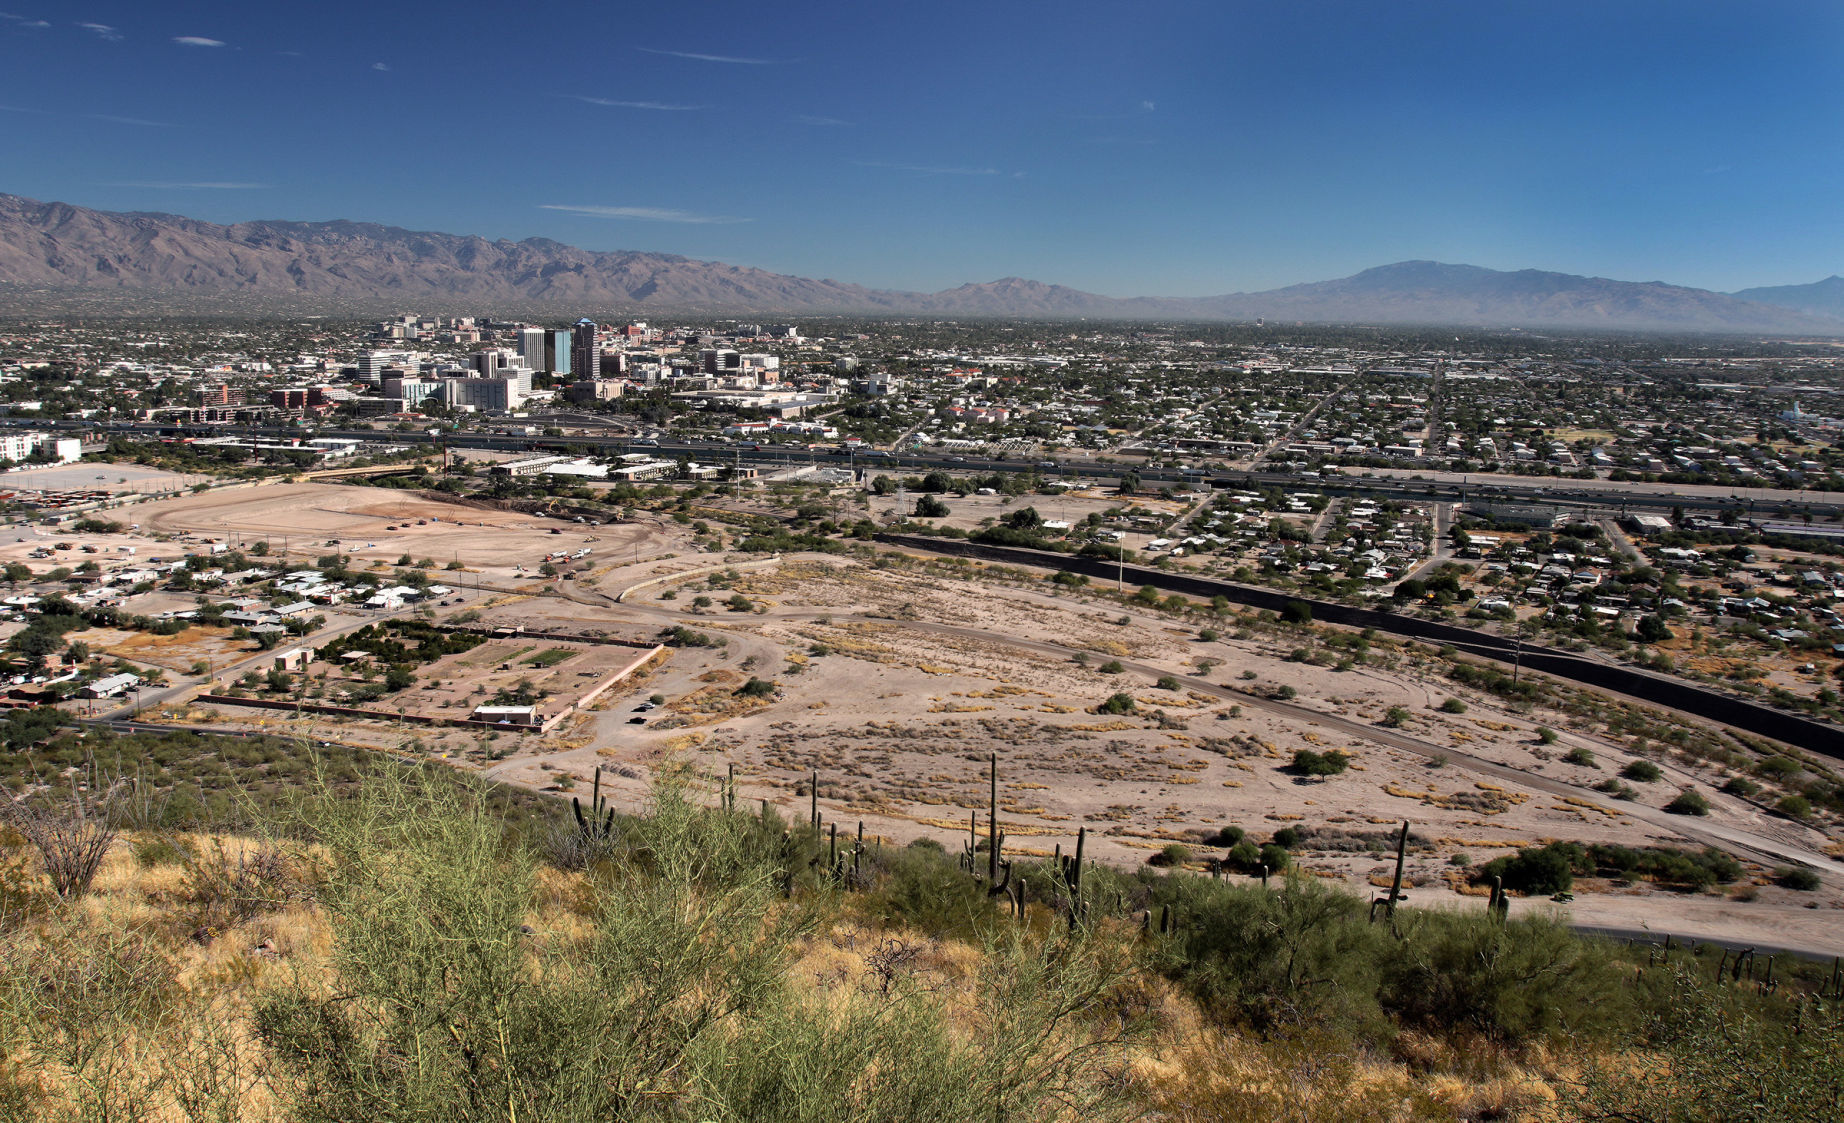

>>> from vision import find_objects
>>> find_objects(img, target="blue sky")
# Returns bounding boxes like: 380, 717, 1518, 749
3, 1, 1841, 296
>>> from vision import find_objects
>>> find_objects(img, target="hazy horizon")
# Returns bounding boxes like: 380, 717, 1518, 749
2, 1, 1841, 297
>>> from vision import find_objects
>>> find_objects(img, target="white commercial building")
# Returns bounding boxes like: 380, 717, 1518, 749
442, 376, 525, 413
0, 431, 81, 465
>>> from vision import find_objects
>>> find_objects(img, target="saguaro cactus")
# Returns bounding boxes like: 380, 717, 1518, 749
572, 766, 616, 844
983, 753, 1012, 897
987, 753, 1000, 883
1487, 874, 1509, 920
1058, 826, 1088, 927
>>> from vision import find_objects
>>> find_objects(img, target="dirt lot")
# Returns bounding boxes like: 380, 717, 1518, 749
3, 463, 194, 493
427, 556, 1844, 953
314, 635, 645, 718
133, 543, 1844, 954
131, 482, 686, 579
864, 485, 1193, 539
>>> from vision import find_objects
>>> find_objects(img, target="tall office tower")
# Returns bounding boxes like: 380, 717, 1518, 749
517, 327, 547, 372
571, 319, 599, 382
546, 329, 573, 377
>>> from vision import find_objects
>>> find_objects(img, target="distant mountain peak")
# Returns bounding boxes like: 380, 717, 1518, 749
1732, 274, 1844, 320
0, 192, 1836, 332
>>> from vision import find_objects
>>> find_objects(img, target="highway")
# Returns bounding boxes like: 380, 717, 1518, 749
27, 417, 1844, 519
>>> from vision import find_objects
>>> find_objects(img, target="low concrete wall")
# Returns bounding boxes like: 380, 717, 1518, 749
537, 645, 667, 733
875, 533, 1844, 760
616, 555, 781, 603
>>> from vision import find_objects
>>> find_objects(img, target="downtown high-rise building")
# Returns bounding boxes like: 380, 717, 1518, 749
546, 328, 572, 377
517, 327, 547, 372
570, 319, 599, 381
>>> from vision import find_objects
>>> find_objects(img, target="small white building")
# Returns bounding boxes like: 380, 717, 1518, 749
472, 704, 538, 726
84, 672, 141, 699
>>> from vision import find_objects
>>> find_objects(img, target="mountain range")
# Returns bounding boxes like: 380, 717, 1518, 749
0, 193, 1838, 333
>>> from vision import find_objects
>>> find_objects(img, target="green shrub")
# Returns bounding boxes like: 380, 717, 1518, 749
1477, 842, 1580, 895
1203, 825, 1245, 848
1664, 789, 1710, 816
1155, 675, 1181, 691
1379, 912, 1625, 1044
1757, 756, 1802, 780
1257, 843, 1292, 873
1097, 692, 1137, 715
1621, 760, 1663, 783
912, 494, 949, 518
1775, 867, 1821, 891
1777, 793, 1813, 820
1438, 698, 1467, 714
1149, 843, 1192, 868
1222, 841, 1262, 872
1563, 747, 1598, 768
1099, 660, 1125, 674
1720, 775, 1760, 798
1292, 749, 1350, 778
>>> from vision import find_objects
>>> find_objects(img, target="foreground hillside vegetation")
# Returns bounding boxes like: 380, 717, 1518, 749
1, 733, 1841, 1121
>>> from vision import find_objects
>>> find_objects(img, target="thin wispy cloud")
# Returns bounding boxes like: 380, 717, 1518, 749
855, 160, 1009, 177
1, 103, 172, 127
1074, 100, 1157, 121
172, 36, 225, 48
85, 112, 173, 127
110, 181, 268, 189
76, 21, 120, 41
791, 114, 850, 127
540, 204, 750, 225
0, 13, 51, 28
371, 61, 389, 71
569, 95, 704, 111
636, 46, 785, 65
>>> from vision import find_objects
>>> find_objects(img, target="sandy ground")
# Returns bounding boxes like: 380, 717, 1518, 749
105, 486, 1844, 955
2, 462, 194, 493
132, 482, 683, 578
331, 555, 1840, 955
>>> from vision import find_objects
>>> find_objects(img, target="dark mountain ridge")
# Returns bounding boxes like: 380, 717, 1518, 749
0, 193, 1836, 332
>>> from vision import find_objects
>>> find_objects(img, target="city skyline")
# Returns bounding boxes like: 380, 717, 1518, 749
2, 1, 1841, 297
